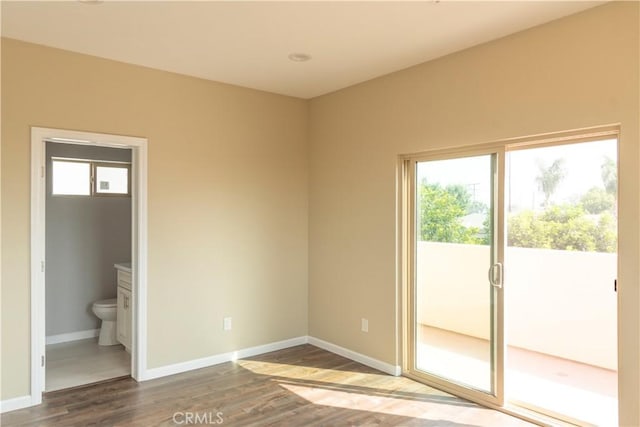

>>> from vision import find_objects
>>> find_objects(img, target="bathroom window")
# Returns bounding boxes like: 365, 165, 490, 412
51, 158, 131, 197
52, 160, 91, 195
94, 163, 130, 195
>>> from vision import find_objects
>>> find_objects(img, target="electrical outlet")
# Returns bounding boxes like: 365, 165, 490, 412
361, 318, 369, 333
223, 317, 232, 331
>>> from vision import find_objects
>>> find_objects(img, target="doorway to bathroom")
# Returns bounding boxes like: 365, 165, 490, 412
30, 128, 148, 406
44, 142, 133, 391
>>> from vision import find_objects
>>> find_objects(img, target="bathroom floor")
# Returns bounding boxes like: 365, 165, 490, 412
45, 338, 130, 392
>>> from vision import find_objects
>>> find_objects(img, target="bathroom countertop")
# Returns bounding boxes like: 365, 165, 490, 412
114, 262, 132, 273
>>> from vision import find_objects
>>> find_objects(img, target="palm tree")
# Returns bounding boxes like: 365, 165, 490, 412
536, 158, 566, 207
601, 156, 617, 196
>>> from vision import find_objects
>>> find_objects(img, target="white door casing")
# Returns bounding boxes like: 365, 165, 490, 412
30, 127, 148, 406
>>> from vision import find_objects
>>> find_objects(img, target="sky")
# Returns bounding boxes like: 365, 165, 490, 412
416, 138, 617, 213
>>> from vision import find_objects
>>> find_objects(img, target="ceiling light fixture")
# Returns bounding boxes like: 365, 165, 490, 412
78, 0, 104, 5
288, 53, 312, 63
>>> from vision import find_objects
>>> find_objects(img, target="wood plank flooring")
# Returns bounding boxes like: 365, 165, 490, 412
1, 344, 533, 426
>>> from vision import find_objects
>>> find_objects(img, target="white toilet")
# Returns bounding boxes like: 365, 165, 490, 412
92, 298, 118, 346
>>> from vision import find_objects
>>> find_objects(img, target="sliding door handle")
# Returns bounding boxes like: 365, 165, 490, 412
488, 263, 503, 289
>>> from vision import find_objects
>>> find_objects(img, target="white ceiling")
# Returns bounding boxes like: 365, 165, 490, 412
1, 1, 604, 99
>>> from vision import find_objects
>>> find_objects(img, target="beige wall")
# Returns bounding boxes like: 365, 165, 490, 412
2, 2, 639, 425
308, 2, 639, 425
1, 39, 309, 398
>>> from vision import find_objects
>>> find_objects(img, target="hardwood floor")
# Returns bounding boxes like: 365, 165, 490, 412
2, 344, 533, 426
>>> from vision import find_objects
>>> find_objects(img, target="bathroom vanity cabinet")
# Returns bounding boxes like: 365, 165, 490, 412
115, 264, 132, 352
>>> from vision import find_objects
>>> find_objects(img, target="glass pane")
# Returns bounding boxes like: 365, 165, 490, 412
506, 139, 618, 426
52, 160, 90, 195
415, 155, 494, 392
95, 165, 129, 194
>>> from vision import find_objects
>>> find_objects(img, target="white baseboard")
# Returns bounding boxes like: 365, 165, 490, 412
307, 336, 401, 376
46, 329, 100, 345
142, 335, 401, 382
4, 335, 399, 414
142, 336, 308, 381
0, 395, 33, 414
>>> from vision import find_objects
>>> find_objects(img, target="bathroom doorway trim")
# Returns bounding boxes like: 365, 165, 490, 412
30, 127, 149, 406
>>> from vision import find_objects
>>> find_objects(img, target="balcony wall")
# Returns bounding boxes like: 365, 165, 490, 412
417, 241, 617, 370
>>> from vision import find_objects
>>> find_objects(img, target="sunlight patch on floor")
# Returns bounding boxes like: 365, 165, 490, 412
278, 382, 454, 421
237, 359, 390, 384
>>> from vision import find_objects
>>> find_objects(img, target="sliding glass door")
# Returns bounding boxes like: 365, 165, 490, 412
405, 149, 505, 406
403, 132, 619, 425
505, 139, 618, 426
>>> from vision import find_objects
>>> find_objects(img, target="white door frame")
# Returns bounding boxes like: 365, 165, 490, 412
30, 127, 148, 405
